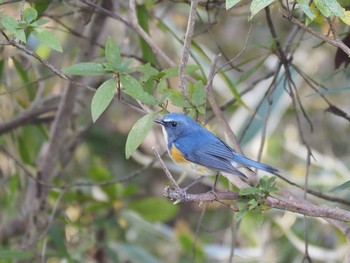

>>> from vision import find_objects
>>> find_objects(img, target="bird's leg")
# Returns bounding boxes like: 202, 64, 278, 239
183, 176, 205, 191
208, 173, 220, 200
212, 173, 220, 192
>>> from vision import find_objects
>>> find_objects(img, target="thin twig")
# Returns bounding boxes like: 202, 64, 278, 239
303, 149, 312, 261
281, 8, 350, 56
273, 171, 350, 206
206, 55, 242, 154
0, 0, 22, 5
79, 0, 130, 26
179, 0, 198, 97
129, 0, 175, 67
153, 147, 181, 190
1, 30, 69, 80
0, 97, 60, 135
192, 205, 207, 261
215, 21, 254, 74
0, 145, 159, 190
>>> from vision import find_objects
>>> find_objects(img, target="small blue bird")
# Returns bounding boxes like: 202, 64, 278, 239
155, 113, 278, 180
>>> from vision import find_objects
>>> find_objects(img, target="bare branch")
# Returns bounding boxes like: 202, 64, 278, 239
1, 30, 69, 80
129, 0, 176, 67
179, 0, 198, 97
0, 96, 60, 135
206, 55, 243, 154
153, 147, 181, 191
281, 8, 350, 56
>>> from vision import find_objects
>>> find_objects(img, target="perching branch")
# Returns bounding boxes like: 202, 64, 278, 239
163, 183, 350, 223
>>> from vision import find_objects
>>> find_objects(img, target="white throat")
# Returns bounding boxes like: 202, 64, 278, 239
161, 126, 169, 146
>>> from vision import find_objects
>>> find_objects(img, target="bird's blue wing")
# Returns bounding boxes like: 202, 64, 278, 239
198, 139, 278, 174
176, 134, 277, 177
176, 137, 247, 179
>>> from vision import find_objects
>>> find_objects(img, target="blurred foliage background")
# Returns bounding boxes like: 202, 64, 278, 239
0, 0, 350, 262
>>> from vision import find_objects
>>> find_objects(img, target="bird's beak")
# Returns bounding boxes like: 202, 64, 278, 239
154, 119, 164, 125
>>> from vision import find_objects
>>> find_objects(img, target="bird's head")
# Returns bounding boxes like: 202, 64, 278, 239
155, 113, 198, 143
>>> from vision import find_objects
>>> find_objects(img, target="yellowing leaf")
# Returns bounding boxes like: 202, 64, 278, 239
226, 0, 241, 10
313, 0, 344, 18
296, 0, 315, 20
340, 9, 350, 25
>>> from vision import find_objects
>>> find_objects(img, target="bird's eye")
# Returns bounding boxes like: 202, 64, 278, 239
170, 121, 177, 127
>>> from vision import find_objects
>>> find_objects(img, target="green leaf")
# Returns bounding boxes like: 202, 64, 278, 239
112, 243, 162, 263
14, 29, 26, 42
1, 15, 26, 42
18, 135, 31, 164
91, 79, 116, 122
248, 199, 258, 210
185, 64, 201, 74
0, 250, 33, 260
125, 112, 158, 159
235, 207, 248, 221
307, 86, 350, 96
48, 224, 70, 259
105, 36, 121, 66
177, 233, 205, 260
120, 75, 158, 105
31, 28, 63, 52
88, 166, 113, 181
30, 18, 49, 27
259, 177, 268, 191
62, 62, 106, 75
118, 58, 134, 73
33, 0, 51, 15
226, 0, 242, 10
137, 4, 157, 66
129, 197, 178, 222
250, 0, 275, 19
23, 7, 38, 24
165, 89, 191, 107
330, 180, 350, 192
314, 0, 344, 17
0, 59, 5, 80
136, 63, 159, 83
12, 57, 35, 100
267, 175, 277, 185
236, 56, 267, 85
161, 67, 178, 78
1, 15, 19, 32
296, 0, 315, 20
250, 210, 264, 225
88, 167, 117, 200
104, 58, 133, 73
161, 65, 200, 78
239, 186, 261, 196
190, 81, 206, 106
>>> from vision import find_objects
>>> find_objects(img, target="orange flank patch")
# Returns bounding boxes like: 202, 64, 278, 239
170, 144, 187, 162
170, 144, 216, 176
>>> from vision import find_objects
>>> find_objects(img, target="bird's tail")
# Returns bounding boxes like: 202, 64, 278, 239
232, 152, 278, 174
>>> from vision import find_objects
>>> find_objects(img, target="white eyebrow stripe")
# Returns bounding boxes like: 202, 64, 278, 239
163, 117, 173, 122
